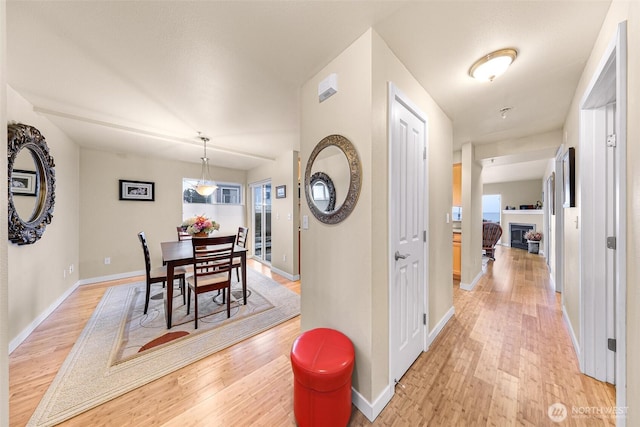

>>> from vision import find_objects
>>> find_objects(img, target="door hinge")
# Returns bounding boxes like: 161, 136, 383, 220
423, 147, 427, 160
607, 236, 617, 250
423, 230, 427, 242
423, 313, 427, 325
608, 338, 617, 352
607, 134, 617, 147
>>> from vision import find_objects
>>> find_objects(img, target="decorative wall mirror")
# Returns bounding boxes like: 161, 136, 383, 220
304, 134, 361, 224
8, 123, 56, 245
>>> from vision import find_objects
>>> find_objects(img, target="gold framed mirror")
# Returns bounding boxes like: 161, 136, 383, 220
8, 123, 56, 245
304, 134, 361, 224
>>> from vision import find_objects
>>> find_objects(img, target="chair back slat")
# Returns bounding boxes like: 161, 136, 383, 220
236, 226, 249, 248
138, 232, 152, 278
191, 235, 236, 284
482, 222, 502, 247
177, 226, 192, 241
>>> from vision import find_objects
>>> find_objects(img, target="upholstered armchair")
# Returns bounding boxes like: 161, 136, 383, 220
482, 222, 503, 261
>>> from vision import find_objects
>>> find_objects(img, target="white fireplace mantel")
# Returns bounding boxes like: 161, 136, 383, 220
502, 210, 543, 215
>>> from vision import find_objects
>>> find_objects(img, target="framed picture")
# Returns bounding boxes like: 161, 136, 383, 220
11, 169, 38, 196
119, 180, 155, 201
562, 147, 575, 208
275, 185, 286, 199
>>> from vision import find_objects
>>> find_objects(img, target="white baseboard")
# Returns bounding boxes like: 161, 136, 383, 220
269, 266, 300, 282
9, 280, 81, 354
351, 384, 393, 422
428, 305, 455, 347
562, 305, 581, 368
77, 270, 144, 286
460, 270, 483, 291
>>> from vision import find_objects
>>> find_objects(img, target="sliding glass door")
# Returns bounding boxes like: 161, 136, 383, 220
251, 181, 271, 263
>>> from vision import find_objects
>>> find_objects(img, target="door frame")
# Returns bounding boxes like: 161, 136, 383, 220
578, 21, 627, 420
387, 82, 429, 394
249, 180, 272, 264
554, 145, 564, 294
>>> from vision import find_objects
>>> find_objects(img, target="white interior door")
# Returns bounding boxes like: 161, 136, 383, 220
389, 84, 427, 386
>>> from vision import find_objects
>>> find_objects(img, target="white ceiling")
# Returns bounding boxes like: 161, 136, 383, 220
6, 1, 611, 181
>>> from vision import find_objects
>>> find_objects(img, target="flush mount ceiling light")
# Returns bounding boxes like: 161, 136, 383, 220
195, 133, 218, 196
469, 48, 518, 82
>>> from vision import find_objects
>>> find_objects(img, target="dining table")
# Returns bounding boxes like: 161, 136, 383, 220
160, 239, 247, 329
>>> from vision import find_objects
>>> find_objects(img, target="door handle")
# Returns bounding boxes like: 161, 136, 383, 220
394, 251, 409, 261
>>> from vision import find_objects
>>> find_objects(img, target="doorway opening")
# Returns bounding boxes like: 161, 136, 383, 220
578, 21, 626, 419
482, 194, 501, 224
250, 181, 271, 264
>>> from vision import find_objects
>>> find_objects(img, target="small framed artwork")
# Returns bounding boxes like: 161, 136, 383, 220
562, 147, 575, 208
11, 169, 38, 196
119, 180, 155, 201
275, 185, 286, 199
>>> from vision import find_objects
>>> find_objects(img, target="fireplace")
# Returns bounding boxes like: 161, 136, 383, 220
510, 223, 534, 250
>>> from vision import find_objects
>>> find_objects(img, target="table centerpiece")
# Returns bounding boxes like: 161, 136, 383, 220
181, 215, 220, 237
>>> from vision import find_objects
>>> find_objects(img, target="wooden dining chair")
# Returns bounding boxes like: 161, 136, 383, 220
177, 226, 192, 241
187, 235, 236, 329
138, 232, 187, 314
233, 226, 249, 282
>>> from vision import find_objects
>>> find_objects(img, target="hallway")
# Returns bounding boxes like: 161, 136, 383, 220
351, 245, 616, 426
9, 249, 617, 425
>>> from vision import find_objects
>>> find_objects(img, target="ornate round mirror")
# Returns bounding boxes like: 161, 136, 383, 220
8, 123, 56, 245
304, 134, 361, 224
309, 171, 336, 212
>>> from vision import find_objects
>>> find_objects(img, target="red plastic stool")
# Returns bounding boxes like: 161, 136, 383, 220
290, 328, 355, 427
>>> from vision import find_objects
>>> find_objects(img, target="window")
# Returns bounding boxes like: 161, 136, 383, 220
482, 194, 501, 223
216, 185, 241, 204
182, 179, 242, 205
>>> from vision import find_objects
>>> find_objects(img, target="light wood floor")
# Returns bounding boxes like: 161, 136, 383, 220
9, 248, 615, 426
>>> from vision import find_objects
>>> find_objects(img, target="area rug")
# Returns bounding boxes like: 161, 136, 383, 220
27, 269, 300, 426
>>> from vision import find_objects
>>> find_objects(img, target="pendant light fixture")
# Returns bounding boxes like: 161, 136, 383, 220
469, 48, 518, 82
195, 134, 217, 196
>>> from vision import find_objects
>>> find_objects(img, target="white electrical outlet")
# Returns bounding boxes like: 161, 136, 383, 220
69, 264, 74, 274
104, 257, 111, 265
302, 215, 309, 229
283, 254, 287, 262
287, 213, 292, 221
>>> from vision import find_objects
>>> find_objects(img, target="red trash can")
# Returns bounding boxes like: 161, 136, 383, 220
290, 328, 355, 427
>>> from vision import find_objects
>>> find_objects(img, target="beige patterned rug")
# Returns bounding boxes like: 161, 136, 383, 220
27, 269, 300, 426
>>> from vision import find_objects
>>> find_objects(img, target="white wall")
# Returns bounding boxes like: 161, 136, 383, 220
247, 150, 300, 279
563, 1, 640, 422
483, 179, 544, 246
301, 30, 374, 400
301, 28, 453, 415
483, 179, 544, 211
79, 148, 246, 279
460, 143, 483, 288
1, 2, 9, 424
7, 87, 80, 346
